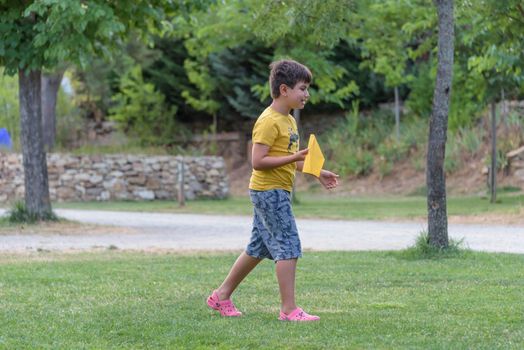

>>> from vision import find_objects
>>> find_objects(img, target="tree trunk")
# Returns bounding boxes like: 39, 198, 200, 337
41, 71, 64, 151
426, 0, 454, 249
394, 86, 400, 141
19, 69, 52, 219
490, 102, 497, 203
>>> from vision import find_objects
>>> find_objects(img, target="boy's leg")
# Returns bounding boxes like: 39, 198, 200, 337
216, 251, 262, 300
276, 258, 297, 315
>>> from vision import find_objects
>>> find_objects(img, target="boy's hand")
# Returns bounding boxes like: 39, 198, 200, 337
319, 169, 339, 190
294, 148, 309, 162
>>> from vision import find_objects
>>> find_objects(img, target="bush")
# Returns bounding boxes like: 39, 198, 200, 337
109, 65, 183, 147
444, 134, 461, 173
376, 157, 393, 179
406, 61, 485, 131
458, 126, 483, 156
329, 143, 374, 177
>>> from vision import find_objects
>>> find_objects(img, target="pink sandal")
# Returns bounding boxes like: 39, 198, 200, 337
279, 307, 320, 322
206, 290, 242, 317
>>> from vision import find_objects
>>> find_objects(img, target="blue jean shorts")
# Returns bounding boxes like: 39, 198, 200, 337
246, 189, 302, 261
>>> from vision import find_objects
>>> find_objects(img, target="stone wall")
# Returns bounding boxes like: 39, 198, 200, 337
0, 153, 229, 202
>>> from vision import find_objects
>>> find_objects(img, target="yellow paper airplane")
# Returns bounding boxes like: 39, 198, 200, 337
302, 134, 325, 177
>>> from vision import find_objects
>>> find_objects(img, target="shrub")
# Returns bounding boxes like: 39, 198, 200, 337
377, 157, 393, 179
459, 126, 483, 156
330, 143, 374, 177
109, 65, 182, 147
444, 134, 461, 173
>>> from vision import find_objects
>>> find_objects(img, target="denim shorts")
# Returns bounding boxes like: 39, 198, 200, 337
246, 189, 302, 261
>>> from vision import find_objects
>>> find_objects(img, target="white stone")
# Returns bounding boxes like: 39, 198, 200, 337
75, 173, 90, 182
89, 175, 103, 184
109, 171, 124, 178
134, 189, 155, 200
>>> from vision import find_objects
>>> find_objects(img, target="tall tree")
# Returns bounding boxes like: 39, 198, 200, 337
178, 0, 359, 123
0, 0, 174, 219
355, 0, 436, 140
426, 0, 454, 248
459, 0, 524, 201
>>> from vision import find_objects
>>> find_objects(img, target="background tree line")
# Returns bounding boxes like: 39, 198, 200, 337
2, 0, 523, 150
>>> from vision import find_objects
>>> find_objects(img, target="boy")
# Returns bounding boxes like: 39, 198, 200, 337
207, 59, 339, 321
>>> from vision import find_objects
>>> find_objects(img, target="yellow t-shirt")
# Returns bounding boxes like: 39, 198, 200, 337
249, 107, 299, 192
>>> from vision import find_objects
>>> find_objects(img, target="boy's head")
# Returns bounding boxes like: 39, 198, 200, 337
269, 59, 312, 99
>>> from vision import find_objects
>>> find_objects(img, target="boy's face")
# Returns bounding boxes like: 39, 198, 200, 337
282, 81, 310, 110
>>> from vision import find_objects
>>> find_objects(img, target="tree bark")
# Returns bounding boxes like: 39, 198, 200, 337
19, 69, 52, 218
41, 71, 64, 151
427, 0, 454, 248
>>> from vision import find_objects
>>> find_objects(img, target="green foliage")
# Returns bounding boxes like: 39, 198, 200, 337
209, 46, 273, 119
252, 0, 355, 48
444, 134, 461, 174
458, 126, 484, 156
142, 37, 200, 119
405, 62, 434, 118
109, 65, 181, 147
322, 101, 415, 177
70, 60, 115, 121
356, 0, 436, 88
0, 1, 174, 73
460, 0, 524, 99
0, 69, 19, 149
499, 111, 524, 154
181, 59, 220, 116
331, 41, 389, 109
7, 201, 58, 223
71, 36, 164, 122
178, 0, 360, 118
485, 150, 510, 173
377, 139, 410, 163
376, 139, 409, 178
448, 64, 486, 130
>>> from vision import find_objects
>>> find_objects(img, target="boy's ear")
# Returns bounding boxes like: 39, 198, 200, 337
279, 84, 288, 97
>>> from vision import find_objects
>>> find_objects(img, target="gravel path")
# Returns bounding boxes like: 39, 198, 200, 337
1, 209, 523, 253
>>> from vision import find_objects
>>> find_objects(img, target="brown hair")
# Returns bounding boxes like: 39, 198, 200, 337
269, 59, 312, 99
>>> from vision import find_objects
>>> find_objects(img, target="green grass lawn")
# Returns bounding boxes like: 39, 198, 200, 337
51, 193, 524, 220
1, 251, 523, 349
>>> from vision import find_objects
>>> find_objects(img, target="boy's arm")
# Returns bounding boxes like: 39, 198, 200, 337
252, 143, 308, 170
296, 161, 339, 190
